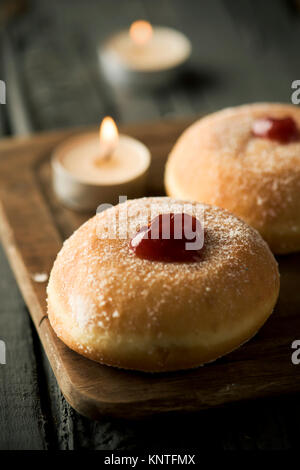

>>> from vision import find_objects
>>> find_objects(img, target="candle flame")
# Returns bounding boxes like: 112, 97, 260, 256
99, 117, 119, 155
130, 20, 153, 46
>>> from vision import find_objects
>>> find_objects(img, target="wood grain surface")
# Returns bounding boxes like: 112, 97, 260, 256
0, 119, 299, 421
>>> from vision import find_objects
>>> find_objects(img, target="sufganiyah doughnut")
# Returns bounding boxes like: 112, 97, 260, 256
165, 103, 300, 253
47, 197, 279, 372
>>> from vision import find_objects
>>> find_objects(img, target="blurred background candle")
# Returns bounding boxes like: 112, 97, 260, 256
52, 117, 151, 211
98, 20, 192, 89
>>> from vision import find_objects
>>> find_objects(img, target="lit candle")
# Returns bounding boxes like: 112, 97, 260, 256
52, 117, 151, 211
99, 20, 191, 88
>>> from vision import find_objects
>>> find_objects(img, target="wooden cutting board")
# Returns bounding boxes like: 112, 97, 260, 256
0, 118, 299, 420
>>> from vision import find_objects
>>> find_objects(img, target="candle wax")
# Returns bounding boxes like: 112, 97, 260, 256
60, 134, 149, 185
106, 26, 191, 71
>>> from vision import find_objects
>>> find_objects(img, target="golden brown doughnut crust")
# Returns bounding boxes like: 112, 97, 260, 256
47, 197, 279, 372
165, 103, 300, 253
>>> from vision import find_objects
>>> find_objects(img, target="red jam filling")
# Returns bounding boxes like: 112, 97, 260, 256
130, 213, 204, 262
252, 116, 299, 143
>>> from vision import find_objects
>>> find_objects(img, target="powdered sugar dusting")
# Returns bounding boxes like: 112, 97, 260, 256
51, 197, 277, 336
69, 294, 97, 329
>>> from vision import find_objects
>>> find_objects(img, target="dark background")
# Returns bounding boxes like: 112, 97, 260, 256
1, 0, 300, 450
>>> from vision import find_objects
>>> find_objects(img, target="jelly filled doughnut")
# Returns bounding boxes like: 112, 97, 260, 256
165, 103, 300, 253
47, 197, 279, 372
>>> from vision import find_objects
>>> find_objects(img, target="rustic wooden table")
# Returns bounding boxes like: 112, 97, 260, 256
1, 0, 300, 450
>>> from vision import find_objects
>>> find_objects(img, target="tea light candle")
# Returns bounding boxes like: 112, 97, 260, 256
52, 117, 151, 211
99, 20, 192, 88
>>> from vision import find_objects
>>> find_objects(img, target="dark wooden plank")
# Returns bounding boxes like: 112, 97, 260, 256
7, 0, 300, 134
5, 0, 165, 130
222, 0, 300, 102
0, 245, 48, 449
0, 34, 51, 449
